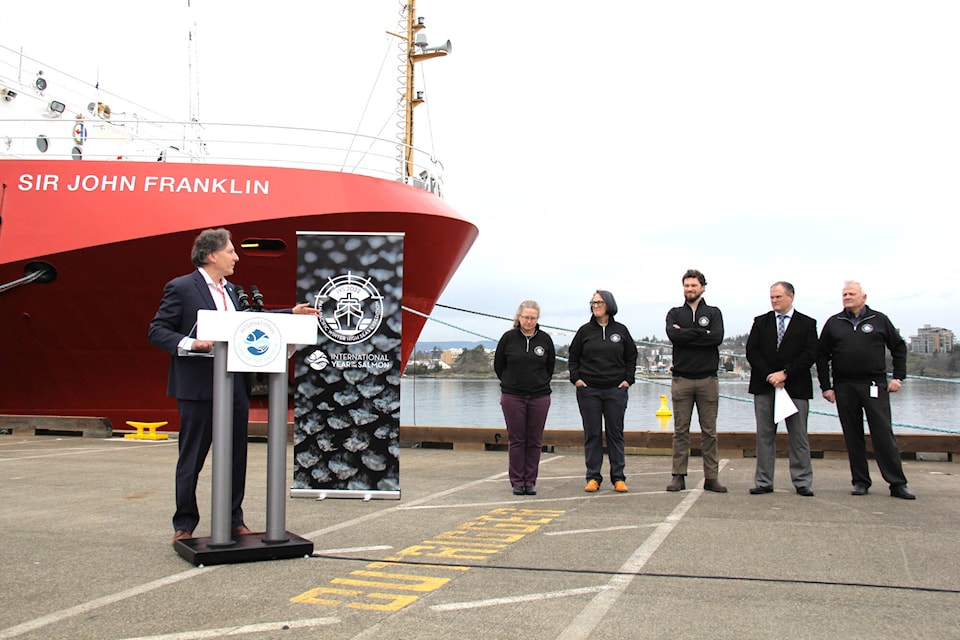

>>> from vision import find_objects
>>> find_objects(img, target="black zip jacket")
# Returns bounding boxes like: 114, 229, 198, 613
817, 305, 906, 389
568, 316, 638, 388
494, 327, 556, 396
665, 298, 724, 378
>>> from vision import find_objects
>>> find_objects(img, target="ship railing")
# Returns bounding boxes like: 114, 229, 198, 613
0, 118, 445, 195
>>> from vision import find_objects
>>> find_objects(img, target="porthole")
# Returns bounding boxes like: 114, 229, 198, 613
238, 238, 286, 257
36, 135, 49, 153
71, 146, 82, 160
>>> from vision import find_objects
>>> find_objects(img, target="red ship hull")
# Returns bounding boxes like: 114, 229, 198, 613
0, 160, 477, 430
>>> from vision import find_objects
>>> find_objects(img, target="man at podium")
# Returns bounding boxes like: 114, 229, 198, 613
148, 228, 316, 545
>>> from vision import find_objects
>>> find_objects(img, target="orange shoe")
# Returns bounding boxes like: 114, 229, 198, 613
584, 479, 600, 492
614, 480, 628, 493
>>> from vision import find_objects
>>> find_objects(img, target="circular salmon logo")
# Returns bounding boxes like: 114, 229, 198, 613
305, 350, 329, 371
233, 317, 282, 368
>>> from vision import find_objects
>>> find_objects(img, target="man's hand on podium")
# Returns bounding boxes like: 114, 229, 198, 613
292, 303, 320, 316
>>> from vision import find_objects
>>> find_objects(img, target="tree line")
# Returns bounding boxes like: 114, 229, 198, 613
408, 333, 957, 379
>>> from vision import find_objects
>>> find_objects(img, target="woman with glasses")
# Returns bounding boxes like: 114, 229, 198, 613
494, 300, 556, 496
568, 290, 638, 493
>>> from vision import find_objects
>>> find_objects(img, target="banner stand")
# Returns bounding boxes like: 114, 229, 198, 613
174, 311, 317, 566
291, 232, 404, 500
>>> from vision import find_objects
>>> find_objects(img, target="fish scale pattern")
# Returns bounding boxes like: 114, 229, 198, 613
292, 234, 403, 492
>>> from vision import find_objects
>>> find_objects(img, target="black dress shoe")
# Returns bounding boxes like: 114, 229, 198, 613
524, 485, 537, 495
890, 485, 916, 500
796, 486, 814, 497
749, 486, 773, 494
512, 486, 525, 495
851, 483, 870, 496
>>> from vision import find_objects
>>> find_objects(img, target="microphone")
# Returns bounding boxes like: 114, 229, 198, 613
235, 286, 251, 311
249, 285, 264, 311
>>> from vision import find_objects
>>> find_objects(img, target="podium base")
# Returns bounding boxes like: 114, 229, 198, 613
174, 531, 314, 566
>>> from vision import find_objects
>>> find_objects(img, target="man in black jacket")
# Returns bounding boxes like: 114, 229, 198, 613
817, 280, 914, 500
665, 269, 726, 493
745, 282, 818, 496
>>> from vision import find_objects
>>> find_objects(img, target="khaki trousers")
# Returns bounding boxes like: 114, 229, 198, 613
670, 376, 719, 479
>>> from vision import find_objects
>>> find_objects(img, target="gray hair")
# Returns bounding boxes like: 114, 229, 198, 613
191, 228, 231, 267
844, 280, 865, 296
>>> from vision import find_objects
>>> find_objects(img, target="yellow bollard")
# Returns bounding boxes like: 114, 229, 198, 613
655, 395, 672, 431
124, 421, 169, 440
655, 395, 672, 417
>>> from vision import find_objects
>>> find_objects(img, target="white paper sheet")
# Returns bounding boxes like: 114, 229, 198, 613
773, 386, 799, 423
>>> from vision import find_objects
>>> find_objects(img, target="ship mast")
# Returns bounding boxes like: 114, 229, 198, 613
391, 0, 451, 181
187, 0, 200, 122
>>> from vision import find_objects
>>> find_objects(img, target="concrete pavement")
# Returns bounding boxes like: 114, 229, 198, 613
1, 433, 959, 639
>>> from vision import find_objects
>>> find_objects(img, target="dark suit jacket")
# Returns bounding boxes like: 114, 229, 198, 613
745, 309, 818, 399
148, 270, 245, 401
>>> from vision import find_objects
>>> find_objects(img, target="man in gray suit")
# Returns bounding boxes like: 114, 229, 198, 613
745, 282, 819, 496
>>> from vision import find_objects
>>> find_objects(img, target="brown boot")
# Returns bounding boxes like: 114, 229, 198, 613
666, 475, 685, 492
703, 478, 728, 493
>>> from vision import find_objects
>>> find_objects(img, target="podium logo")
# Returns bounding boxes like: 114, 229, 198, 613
312, 271, 384, 345
233, 317, 283, 368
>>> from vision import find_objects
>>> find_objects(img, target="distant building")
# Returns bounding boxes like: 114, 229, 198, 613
909, 325, 954, 354
404, 358, 450, 372
440, 348, 463, 366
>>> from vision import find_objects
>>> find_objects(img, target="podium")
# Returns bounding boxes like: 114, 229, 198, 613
173, 310, 317, 565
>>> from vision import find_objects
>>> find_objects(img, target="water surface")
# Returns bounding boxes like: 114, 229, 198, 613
400, 377, 957, 435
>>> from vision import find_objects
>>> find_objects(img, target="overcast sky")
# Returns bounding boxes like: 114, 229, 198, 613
5, 1, 959, 346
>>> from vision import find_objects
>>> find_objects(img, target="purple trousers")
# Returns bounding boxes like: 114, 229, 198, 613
500, 393, 551, 488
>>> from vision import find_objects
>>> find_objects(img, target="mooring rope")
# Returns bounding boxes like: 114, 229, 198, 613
0, 268, 47, 294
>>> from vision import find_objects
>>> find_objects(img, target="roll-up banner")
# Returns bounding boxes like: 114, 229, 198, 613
292, 232, 403, 500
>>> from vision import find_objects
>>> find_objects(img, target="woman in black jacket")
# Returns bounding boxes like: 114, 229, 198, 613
494, 300, 556, 496
568, 290, 638, 493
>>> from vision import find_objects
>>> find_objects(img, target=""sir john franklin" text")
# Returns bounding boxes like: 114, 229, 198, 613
18, 173, 270, 194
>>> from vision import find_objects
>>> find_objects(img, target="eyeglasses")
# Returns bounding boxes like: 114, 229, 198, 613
519, 315, 539, 321
589, 301, 606, 306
